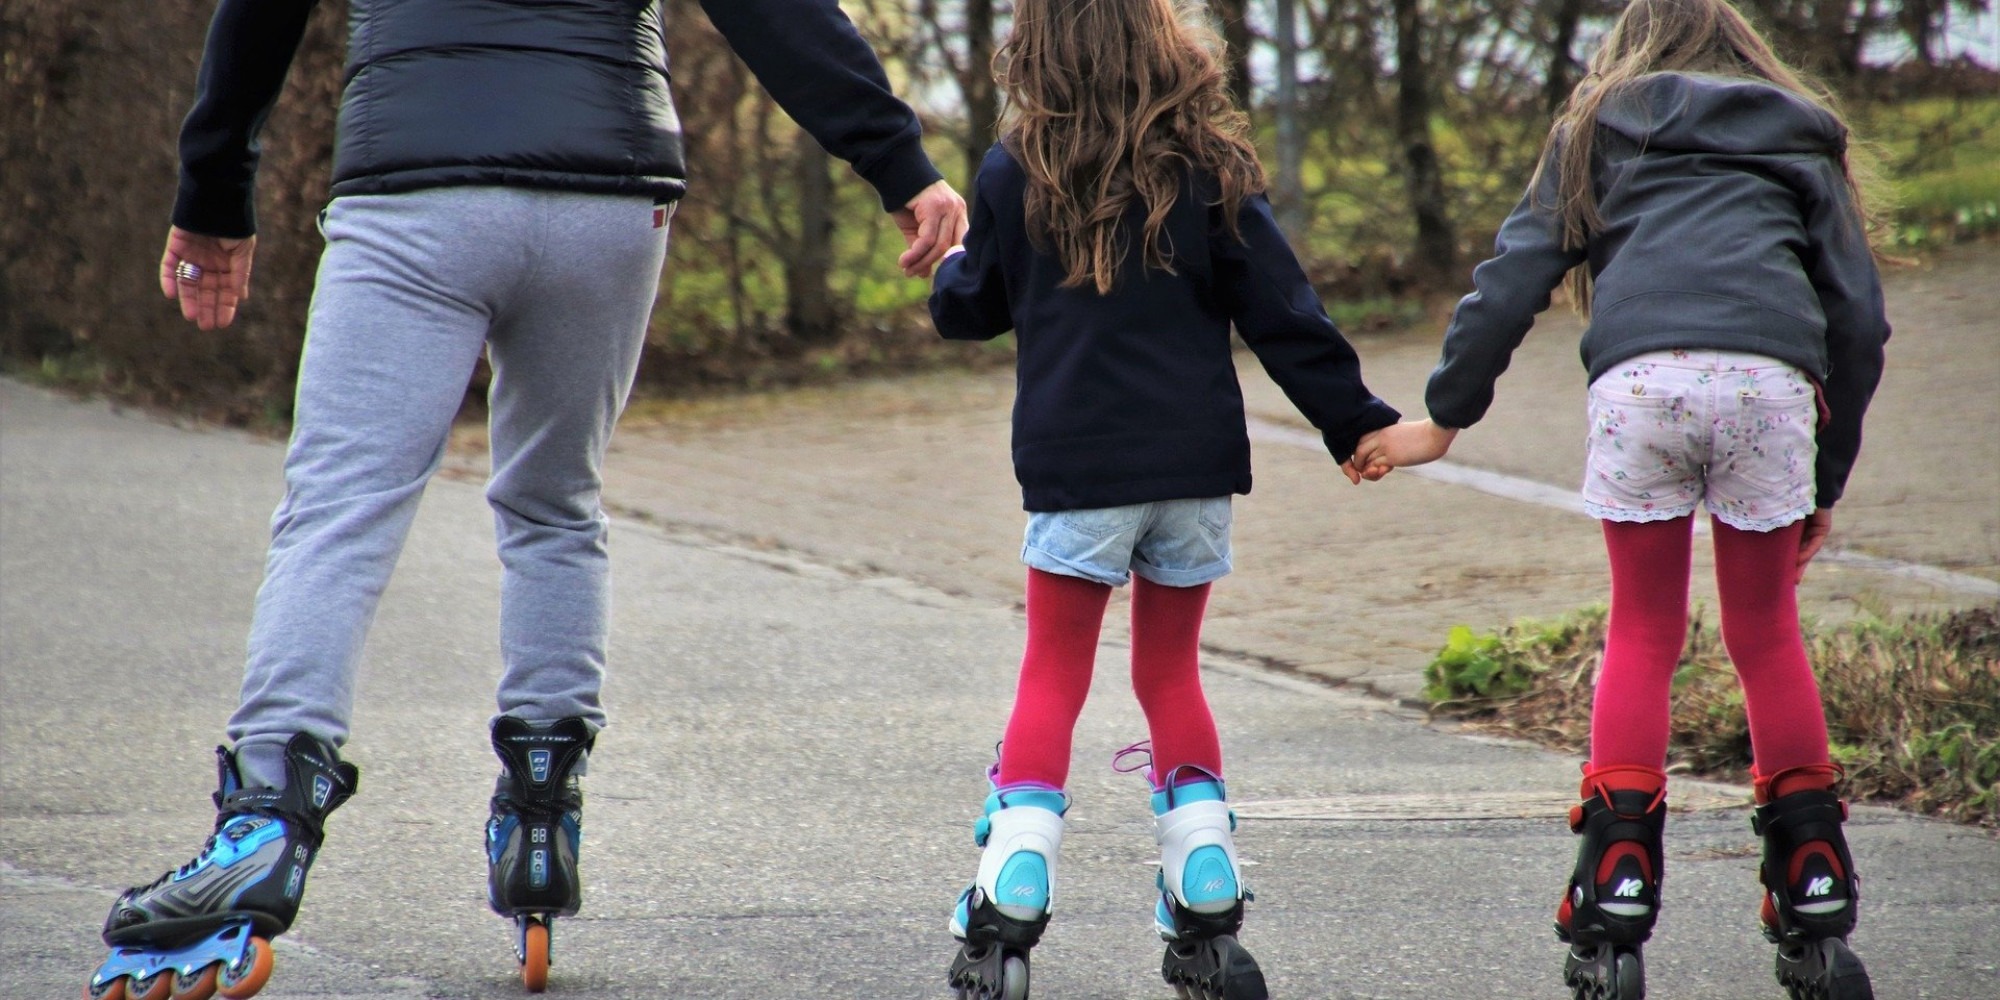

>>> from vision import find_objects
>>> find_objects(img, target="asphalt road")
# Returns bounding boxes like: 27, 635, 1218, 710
3, 379, 1996, 999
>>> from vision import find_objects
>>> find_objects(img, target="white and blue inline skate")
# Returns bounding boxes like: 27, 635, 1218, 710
486, 715, 593, 993
946, 774, 1069, 1000
88, 732, 359, 1000
1149, 763, 1268, 1000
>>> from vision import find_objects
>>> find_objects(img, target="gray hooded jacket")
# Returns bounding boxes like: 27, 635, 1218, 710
1426, 72, 1890, 508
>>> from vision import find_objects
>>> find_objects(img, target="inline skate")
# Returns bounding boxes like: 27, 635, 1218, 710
486, 715, 593, 993
1754, 764, 1873, 1000
1555, 764, 1666, 1000
1148, 764, 1267, 1000
946, 772, 1068, 1000
88, 732, 359, 1000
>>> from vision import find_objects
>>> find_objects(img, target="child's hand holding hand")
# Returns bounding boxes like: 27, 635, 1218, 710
1347, 419, 1457, 481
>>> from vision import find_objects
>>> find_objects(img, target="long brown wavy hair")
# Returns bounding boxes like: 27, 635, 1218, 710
1535, 0, 1886, 310
996, 0, 1264, 294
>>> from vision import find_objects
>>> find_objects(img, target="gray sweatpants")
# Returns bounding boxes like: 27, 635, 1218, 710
229, 187, 670, 788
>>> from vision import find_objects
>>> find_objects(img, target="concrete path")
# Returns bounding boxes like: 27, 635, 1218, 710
3, 373, 1997, 999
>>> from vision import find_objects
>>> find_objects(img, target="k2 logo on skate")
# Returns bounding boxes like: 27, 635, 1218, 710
312, 775, 333, 809
529, 749, 552, 783
1806, 876, 1834, 897
1614, 878, 1644, 898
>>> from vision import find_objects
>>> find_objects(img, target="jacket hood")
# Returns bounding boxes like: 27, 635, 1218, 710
1596, 72, 1845, 156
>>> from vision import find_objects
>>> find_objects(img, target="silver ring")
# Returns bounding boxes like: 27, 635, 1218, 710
173, 260, 203, 283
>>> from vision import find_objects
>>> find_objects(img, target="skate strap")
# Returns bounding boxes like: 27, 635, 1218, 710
1752, 790, 1846, 840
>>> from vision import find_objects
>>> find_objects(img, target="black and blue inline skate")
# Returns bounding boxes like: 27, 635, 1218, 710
88, 732, 359, 1000
946, 769, 1068, 1000
1754, 764, 1874, 1000
486, 715, 593, 993
1148, 764, 1267, 1000
1555, 765, 1667, 1000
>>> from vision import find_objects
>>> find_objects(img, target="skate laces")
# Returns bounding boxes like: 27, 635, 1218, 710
1112, 741, 1154, 780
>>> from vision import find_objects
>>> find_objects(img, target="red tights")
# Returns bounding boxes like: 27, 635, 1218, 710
1590, 516, 1830, 774
996, 570, 1222, 788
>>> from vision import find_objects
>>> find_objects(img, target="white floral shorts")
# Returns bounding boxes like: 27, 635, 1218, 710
1583, 349, 1818, 532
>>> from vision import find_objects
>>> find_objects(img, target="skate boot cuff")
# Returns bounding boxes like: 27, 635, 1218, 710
1577, 763, 1667, 807
216, 733, 359, 841
491, 716, 593, 812
1753, 762, 1843, 804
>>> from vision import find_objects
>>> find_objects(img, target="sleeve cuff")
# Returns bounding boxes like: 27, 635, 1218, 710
1321, 400, 1403, 462
172, 176, 257, 239
857, 136, 945, 212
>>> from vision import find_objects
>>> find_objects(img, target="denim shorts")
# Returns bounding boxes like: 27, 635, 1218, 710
1583, 349, 1819, 532
1022, 497, 1233, 587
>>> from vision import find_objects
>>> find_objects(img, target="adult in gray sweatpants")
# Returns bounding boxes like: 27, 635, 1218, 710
93, 1, 966, 994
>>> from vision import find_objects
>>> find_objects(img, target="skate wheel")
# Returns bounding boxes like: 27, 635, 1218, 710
215, 938, 273, 1000
999, 952, 1029, 1000
1612, 950, 1644, 1000
520, 920, 551, 993
84, 974, 127, 1000
171, 962, 219, 1000
125, 973, 172, 1000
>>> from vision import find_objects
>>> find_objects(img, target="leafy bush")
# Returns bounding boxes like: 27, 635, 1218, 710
1424, 604, 2000, 826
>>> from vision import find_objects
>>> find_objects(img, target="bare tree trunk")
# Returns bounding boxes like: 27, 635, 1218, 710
1213, 0, 1255, 115
962, 0, 997, 179
1393, 0, 1457, 287
786, 132, 838, 343
1272, 0, 1307, 240
1542, 0, 1585, 115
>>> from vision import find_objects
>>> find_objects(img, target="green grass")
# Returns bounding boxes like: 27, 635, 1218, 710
1423, 603, 2000, 826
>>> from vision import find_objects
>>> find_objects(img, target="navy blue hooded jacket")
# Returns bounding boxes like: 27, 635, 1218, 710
1426, 72, 1890, 507
931, 143, 1400, 512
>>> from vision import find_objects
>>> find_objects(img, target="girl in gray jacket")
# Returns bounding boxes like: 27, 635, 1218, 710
1352, 2, 1888, 999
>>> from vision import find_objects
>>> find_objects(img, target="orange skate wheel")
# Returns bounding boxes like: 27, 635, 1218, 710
83, 973, 128, 1000
215, 938, 273, 1000
126, 973, 172, 1000
170, 962, 219, 1000
521, 920, 551, 993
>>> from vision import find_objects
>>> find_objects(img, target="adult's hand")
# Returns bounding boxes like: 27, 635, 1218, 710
1796, 508, 1832, 583
893, 180, 967, 278
161, 227, 257, 330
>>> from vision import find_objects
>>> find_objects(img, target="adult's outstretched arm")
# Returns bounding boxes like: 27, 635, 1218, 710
174, 0, 322, 239
697, 0, 944, 214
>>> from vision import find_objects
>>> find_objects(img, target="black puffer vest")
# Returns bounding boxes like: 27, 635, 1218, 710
330, 0, 686, 202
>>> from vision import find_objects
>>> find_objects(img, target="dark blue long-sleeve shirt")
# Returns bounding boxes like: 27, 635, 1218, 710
931, 143, 1399, 512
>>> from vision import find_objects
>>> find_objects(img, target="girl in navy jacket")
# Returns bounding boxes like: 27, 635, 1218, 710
1353, 3, 1889, 998
930, 2, 1396, 996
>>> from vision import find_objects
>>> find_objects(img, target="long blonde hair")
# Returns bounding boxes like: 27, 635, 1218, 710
1535, 0, 1884, 309
996, 0, 1264, 294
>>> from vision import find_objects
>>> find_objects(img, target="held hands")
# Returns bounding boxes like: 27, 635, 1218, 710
160, 227, 256, 330
1341, 419, 1458, 484
894, 179, 969, 278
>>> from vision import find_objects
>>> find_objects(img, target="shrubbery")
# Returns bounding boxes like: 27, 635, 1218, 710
1425, 604, 2000, 826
